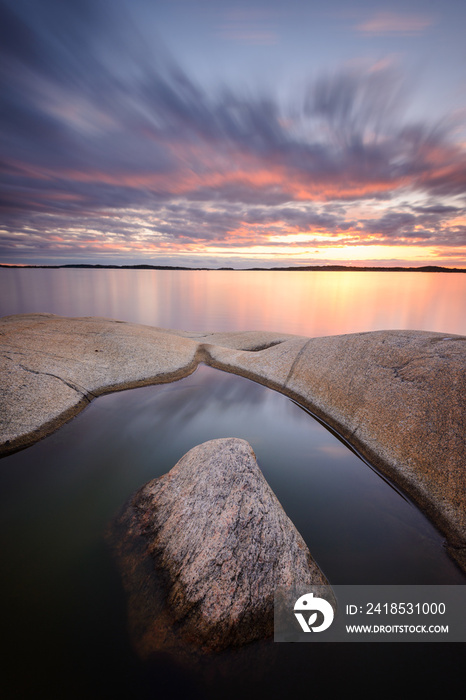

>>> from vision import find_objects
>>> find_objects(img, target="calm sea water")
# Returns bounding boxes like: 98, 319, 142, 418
1, 267, 466, 335
1, 268, 465, 698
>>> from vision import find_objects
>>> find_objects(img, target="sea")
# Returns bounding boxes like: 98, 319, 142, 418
1, 268, 465, 698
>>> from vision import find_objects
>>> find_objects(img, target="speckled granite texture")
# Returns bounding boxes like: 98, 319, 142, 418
1, 313, 465, 570
108, 437, 329, 655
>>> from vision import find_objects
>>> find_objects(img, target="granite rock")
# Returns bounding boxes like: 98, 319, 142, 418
205, 330, 466, 568
1, 314, 465, 571
108, 438, 329, 655
0, 313, 198, 453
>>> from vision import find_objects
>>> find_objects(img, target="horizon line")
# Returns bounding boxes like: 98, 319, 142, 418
1, 263, 466, 273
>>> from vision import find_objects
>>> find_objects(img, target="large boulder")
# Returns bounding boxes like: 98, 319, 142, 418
108, 437, 328, 655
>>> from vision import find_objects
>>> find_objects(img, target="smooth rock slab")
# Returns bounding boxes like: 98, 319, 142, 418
0, 313, 199, 453
1, 314, 466, 572
108, 438, 328, 655
204, 330, 466, 569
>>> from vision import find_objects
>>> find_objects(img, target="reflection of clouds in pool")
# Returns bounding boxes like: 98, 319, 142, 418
1, 361, 465, 698
102, 364, 273, 435
3, 361, 463, 588
317, 444, 350, 458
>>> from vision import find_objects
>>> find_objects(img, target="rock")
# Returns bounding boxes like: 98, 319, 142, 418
0, 313, 199, 454
205, 330, 466, 569
1, 314, 465, 571
108, 438, 328, 655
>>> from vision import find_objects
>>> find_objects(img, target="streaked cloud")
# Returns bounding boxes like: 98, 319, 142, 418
355, 11, 434, 36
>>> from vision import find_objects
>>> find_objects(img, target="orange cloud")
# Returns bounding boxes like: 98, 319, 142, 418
49, 157, 404, 205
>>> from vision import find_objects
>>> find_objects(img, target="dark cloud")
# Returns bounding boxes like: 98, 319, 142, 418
360, 204, 466, 246
305, 68, 404, 147
412, 204, 462, 215
363, 212, 417, 236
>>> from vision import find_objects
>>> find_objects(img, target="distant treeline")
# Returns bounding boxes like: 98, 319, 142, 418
0, 263, 465, 272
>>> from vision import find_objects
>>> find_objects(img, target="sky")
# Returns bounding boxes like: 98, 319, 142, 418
1, 0, 466, 268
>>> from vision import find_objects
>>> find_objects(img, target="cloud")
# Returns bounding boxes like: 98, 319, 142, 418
360, 203, 466, 246
0, 0, 465, 263
355, 11, 434, 36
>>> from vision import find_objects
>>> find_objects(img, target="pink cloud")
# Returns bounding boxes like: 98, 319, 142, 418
356, 11, 434, 36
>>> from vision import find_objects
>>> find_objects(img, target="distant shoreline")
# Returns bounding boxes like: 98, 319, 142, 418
1, 263, 465, 272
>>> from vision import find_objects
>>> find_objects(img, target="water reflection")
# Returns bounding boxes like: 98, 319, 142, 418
0, 365, 464, 697
1, 268, 466, 336
1, 365, 464, 583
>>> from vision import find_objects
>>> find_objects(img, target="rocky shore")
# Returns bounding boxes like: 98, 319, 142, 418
1, 313, 465, 570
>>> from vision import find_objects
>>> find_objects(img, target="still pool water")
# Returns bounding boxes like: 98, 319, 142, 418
1, 268, 465, 697
1, 365, 464, 698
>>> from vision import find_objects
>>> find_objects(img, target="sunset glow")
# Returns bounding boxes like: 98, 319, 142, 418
1, 0, 465, 268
